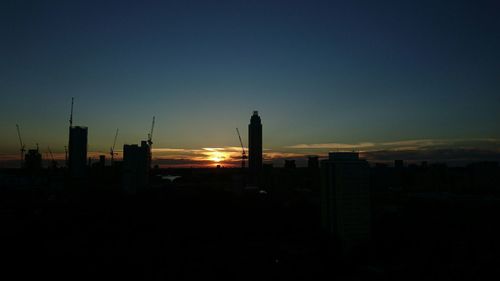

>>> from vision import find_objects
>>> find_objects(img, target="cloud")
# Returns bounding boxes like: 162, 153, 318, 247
152, 147, 309, 167
151, 148, 187, 152
2, 139, 499, 168
286, 142, 375, 149
379, 138, 500, 151
286, 138, 500, 152
152, 158, 215, 168
264, 151, 306, 159
152, 146, 244, 167
282, 138, 500, 166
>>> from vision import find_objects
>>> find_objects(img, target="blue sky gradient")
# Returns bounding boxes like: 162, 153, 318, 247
1, 0, 499, 166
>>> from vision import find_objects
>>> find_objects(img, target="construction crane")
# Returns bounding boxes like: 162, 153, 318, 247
236, 128, 247, 168
15, 124, 25, 167
64, 146, 68, 166
69, 97, 74, 127
47, 146, 57, 168
147, 116, 155, 147
110, 128, 119, 164
47, 146, 54, 161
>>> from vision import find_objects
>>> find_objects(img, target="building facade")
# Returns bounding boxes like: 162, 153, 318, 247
123, 140, 151, 193
321, 152, 371, 254
308, 155, 319, 169
25, 148, 42, 171
68, 126, 88, 178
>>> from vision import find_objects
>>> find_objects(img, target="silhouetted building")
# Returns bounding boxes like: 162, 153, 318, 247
92, 155, 106, 169
284, 159, 296, 169
68, 126, 88, 178
321, 152, 370, 254
395, 159, 404, 169
123, 140, 151, 193
469, 161, 500, 192
248, 111, 262, 175
49, 159, 57, 169
308, 155, 319, 169
263, 163, 273, 169
24, 148, 42, 171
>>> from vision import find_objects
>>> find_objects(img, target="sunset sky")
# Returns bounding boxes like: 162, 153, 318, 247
1, 0, 499, 167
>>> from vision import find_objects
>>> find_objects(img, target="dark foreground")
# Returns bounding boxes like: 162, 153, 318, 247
1, 166, 500, 280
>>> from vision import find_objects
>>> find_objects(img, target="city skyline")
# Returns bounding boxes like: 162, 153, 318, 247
3, 110, 500, 168
3, 2, 500, 279
2, 101, 500, 168
1, 0, 499, 167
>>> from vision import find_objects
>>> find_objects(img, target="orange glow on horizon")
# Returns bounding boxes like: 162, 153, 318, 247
207, 151, 227, 164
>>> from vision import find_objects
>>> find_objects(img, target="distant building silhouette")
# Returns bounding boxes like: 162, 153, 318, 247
321, 152, 371, 254
284, 159, 296, 169
25, 148, 42, 171
91, 155, 106, 169
308, 155, 319, 169
123, 140, 151, 193
248, 111, 262, 175
68, 126, 88, 178
99, 155, 106, 167
395, 159, 404, 169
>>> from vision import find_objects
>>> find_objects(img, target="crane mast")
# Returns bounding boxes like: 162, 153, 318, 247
47, 146, 55, 161
64, 146, 68, 167
110, 128, 119, 164
146, 116, 155, 168
236, 128, 247, 168
67, 97, 73, 169
69, 97, 74, 127
48, 146, 57, 168
148, 116, 155, 147
16, 124, 25, 168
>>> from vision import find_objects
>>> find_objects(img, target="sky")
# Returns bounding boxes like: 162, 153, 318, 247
1, 0, 499, 167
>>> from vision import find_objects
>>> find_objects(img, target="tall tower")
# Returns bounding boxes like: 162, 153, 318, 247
68, 126, 88, 178
248, 111, 262, 173
67, 98, 87, 178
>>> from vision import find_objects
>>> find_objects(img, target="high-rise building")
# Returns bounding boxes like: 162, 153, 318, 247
25, 148, 42, 171
248, 111, 262, 173
395, 159, 404, 169
99, 155, 106, 167
68, 126, 88, 178
123, 140, 151, 193
308, 155, 319, 169
321, 152, 370, 254
284, 159, 296, 169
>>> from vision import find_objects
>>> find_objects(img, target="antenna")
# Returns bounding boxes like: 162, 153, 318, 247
15, 124, 26, 168
69, 97, 74, 127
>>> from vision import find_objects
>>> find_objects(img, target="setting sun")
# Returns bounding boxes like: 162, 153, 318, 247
208, 151, 227, 163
